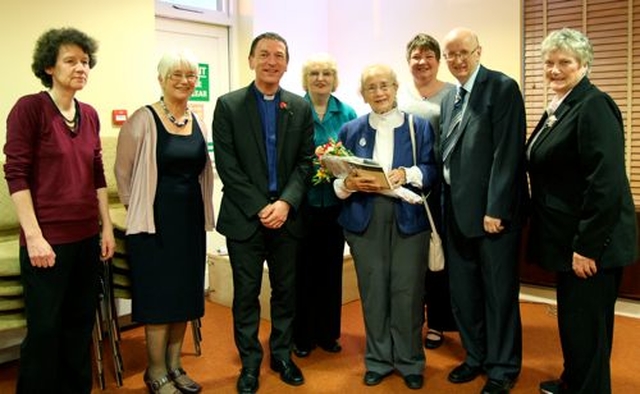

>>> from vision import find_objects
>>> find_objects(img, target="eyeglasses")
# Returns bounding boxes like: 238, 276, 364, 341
308, 70, 334, 78
168, 72, 198, 82
365, 83, 395, 94
443, 46, 479, 62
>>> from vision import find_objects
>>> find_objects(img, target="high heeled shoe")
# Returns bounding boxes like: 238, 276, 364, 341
144, 370, 181, 394
168, 367, 202, 393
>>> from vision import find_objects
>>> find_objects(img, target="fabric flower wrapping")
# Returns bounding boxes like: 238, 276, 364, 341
312, 138, 352, 185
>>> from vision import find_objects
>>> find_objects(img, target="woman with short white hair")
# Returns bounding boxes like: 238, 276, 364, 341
115, 50, 214, 394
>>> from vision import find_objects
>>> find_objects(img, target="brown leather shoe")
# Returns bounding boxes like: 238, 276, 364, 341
168, 367, 202, 393
144, 370, 180, 393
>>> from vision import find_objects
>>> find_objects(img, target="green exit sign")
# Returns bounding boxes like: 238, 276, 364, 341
191, 63, 209, 102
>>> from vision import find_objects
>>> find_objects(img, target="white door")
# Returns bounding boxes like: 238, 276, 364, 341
155, 16, 229, 131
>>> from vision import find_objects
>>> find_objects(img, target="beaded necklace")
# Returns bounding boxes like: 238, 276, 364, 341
160, 97, 190, 127
47, 91, 79, 133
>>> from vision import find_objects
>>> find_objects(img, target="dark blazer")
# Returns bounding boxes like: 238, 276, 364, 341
212, 82, 315, 241
337, 113, 437, 235
526, 77, 637, 271
440, 65, 528, 238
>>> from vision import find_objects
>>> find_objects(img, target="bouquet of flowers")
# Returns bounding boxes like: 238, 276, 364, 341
311, 138, 352, 185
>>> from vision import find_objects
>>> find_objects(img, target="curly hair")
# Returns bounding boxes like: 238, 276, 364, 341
541, 28, 593, 72
31, 27, 98, 88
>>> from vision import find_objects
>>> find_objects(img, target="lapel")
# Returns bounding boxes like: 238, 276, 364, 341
458, 65, 487, 134
244, 83, 268, 165
441, 89, 457, 140
528, 77, 591, 157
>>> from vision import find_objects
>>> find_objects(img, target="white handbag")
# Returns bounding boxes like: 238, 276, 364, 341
408, 115, 445, 272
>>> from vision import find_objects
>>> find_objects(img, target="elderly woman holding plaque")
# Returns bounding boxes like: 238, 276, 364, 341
333, 64, 436, 390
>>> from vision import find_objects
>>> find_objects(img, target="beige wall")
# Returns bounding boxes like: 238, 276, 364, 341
0, 0, 156, 143
0, 0, 522, 141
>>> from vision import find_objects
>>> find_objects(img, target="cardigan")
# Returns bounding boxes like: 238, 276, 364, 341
114, 106, 214, 235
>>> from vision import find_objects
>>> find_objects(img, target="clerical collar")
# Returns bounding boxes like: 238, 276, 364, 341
252, 83, 280, 101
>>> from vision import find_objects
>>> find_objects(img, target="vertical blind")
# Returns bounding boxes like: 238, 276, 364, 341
523, 0, 640, 206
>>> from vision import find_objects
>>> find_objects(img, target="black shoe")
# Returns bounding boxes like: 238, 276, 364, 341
424, 329, 444, 349
482, 378, 515, 394
403, 374, 424, 390
539, 379, 565, 394
270, 358, 304, 386
293, 345, 312, 358
318, 341, 342, 353
237, 368, 259, 394
363, 371, 392, 386
448, 363, 482, 384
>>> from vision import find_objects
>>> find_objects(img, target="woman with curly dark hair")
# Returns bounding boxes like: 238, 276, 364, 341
3, 27, 114, 393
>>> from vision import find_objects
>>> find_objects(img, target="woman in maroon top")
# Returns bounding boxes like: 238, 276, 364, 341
3, 27, 114, 393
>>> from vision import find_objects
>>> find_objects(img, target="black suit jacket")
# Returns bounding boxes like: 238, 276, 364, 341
526, 77, 637, 271
212, 83, 314, 241
441, 65, 528, 238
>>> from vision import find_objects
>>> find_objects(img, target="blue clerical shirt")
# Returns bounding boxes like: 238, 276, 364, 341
253, 86, 279, 194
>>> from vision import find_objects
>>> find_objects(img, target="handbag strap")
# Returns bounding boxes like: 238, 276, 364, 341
408, 114, 439, 236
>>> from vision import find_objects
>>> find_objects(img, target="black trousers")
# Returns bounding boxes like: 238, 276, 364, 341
424, 183, 457, 332
227, 226, 300, 368
293, 204, 344, 350
556, 267, 622, 394
17, 235, 100, 394
443, 186, 522, 381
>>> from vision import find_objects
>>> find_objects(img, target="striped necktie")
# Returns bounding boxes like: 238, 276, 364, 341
441, 87, 467, 163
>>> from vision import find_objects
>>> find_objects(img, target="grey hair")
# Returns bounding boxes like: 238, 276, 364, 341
157, 49, 199, 80
541, 28, 593, 71
359, 64, 398, 94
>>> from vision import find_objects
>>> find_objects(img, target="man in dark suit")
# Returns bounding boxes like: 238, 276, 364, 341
439, 27, 528, 394
212, 32, 314, 394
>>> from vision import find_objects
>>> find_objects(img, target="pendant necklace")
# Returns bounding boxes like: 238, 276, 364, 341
160, 97, 190, 127
48, 92, 79, 132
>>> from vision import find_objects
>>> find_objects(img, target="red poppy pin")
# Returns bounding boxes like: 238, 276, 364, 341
279, 101, 292, 115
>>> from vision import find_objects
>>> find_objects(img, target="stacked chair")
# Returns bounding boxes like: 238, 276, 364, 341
0, 162, 26, 356
0, 251, 26, 357
109, 206, 203, 359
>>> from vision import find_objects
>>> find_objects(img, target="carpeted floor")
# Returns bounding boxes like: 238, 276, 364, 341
1, 299, 639, 393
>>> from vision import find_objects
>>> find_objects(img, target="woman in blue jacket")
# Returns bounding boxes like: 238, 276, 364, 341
334, 64, 436, 390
